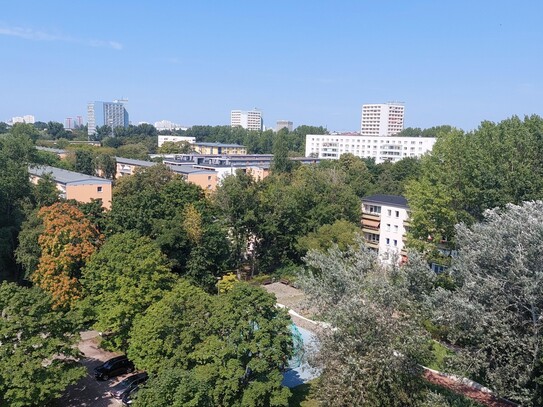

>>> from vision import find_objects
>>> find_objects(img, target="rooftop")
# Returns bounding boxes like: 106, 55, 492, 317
29, 165, 111, 185
115, 157, 156, 167
362, 194, 408, 209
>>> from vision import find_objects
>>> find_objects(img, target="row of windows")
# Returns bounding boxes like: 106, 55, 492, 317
385, 238, 398, 247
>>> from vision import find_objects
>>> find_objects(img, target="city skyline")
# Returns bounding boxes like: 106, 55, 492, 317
1, 1, 542, 132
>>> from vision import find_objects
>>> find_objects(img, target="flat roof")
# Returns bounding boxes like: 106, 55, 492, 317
194, 142, 246, 148
36, 146, 67, 154
115, 157, 156, 167
362, 194, 408, 208
167, 164, 216, 175
29, 165, 111, 185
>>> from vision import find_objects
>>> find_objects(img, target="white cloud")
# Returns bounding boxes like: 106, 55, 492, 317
0, 25, 123, 50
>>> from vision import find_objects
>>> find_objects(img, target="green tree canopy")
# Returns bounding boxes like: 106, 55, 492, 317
0, 283, 85, 407
81, 231, 176, 350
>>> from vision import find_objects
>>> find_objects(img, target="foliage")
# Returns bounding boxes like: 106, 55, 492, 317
0, 283, 85, 407
81, 232, 176, 350
431, 201, 543, 406
14, 209, 43, 279
32, 202, 103, 308
33, 173, 60, 207
300, 243, 433, 406
46, 121, 70, 139
158, 141, 193, 154
110, 165, 231, 289
94, 153, 116, 179
0, 130, 36, 278
297, 219, 361, 255
395, 125, 453, 138
128, 280, 212, 373
132, 282, 293, 407
406, 115, 543, 252
218, 272, 239, 294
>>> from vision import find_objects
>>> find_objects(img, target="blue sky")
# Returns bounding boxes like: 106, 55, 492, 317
1, 1, 542, 132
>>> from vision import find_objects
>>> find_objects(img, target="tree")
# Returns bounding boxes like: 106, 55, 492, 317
74, 149, 95, 175
0, 283, 85, 407
431, 201, 543, 406
158, 141, 193, 154
33, 173, 60, 207
128, 280, 212, 374
132, 283, 293, 407
94, 153, 116, 179
0, 131, 35, 278
81, 232, 176, 350
15, 210, 43, 279
406, 116, 543, 254
300, 243, 433, 406
297, 219, 360, 254
32, 202, 102, 308
96, 125, 112, 140
46, 121, 69, 139
271, 129, 293, 174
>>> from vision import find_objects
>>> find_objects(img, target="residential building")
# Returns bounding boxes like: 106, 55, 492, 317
29, 165, 112, 209
87, 100, 129, 136
361, 102, 404, 136
157, 135, 196, 147
276, 120, 293, 132
36, 146, 68, 159
193, 142, 247, 155
9, 115, 35, 125
230, 109, 263, 131
154, 120, 187, 132
361, 194, 410, 264
115, 157, 218, 191
305, 133, 436, 163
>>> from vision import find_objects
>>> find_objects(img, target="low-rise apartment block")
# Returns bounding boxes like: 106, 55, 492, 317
29, 165, 112, 209
361, 194, 410, 264
193, 142, 247, 155
305, 133, 436, 163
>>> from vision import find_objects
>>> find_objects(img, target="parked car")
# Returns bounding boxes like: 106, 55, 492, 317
109, 372, 148, 399
93, 355, 134, 380
121, 385, 140, 406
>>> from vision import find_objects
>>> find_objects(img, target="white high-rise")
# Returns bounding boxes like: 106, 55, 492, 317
230, 109, 263, 131
361, 102, 404, 136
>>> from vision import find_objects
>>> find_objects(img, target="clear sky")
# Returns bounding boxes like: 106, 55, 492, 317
1, 1, 542, 132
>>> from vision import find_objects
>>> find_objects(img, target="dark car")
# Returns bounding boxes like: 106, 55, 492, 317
93, 355, 134, 380
109, 372, 148, 399
121, 385, 140, 406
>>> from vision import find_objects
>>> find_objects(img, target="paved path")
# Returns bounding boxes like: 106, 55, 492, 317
54, 331, 129, 407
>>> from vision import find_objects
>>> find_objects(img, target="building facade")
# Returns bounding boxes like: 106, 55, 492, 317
305, 133, 436, 163
361, 194, 409, 264
87, 101, 129, 136
276, 120, 293, 132
157, 135, 196, 147
193, 142, 247, 155
230, 109, 263, 131
361, 103, 404, 136
29, 166, 112, 209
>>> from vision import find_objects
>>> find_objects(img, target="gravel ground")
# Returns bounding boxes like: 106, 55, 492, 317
54, 331, 131, 407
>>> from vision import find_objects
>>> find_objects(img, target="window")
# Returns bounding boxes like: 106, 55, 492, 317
386, 223, 391, 231
386, 238, 390, 245
97, 186, 103, 192
393, 239, 398, 247
393, 225, 399, 232
395, 210, 400, 218
387, 209, 392, 216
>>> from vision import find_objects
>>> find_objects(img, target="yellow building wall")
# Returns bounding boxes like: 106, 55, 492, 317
66, 183, 112, 209
186, 173, 218, 191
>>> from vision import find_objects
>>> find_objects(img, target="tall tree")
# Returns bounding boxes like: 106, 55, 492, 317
0, 283, 85, 407
74, 149, 95, 175
32, 202, 102, 308
81, 232, 176, 350
431, 201, 543, 406
300, 243, 433, 406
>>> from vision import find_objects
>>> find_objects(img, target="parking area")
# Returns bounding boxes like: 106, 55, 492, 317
54, 331, 131, 407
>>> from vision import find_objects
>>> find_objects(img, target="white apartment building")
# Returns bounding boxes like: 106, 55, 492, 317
154, 120, 187, 132
230, 109, 263, 131
305, 133, 436, 163
361, 194, 409, 264
361, 103, 404, 136
276, 120, 293, 132
9, 115, 35, 125
158, 135, 196, 147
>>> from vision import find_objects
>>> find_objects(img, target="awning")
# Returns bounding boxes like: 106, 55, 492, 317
362, 219, 380, 229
